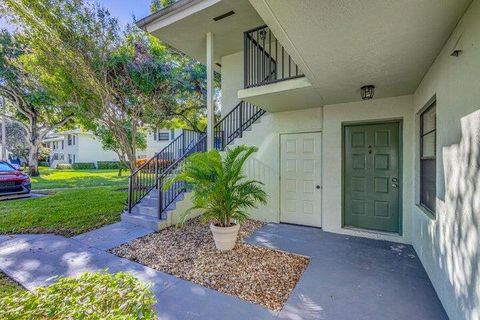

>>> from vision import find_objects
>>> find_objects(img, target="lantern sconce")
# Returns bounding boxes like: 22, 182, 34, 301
361, 85, 375, 100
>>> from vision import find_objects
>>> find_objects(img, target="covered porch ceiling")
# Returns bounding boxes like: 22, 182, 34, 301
249, 0, 472, 105
138, 0, 472, 107
137, 0, 263, 71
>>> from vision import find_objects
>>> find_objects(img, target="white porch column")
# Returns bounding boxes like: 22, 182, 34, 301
206, 32, 215, 150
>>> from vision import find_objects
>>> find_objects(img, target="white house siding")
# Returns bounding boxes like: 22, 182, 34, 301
76, 134, 118, 165
411, 1, 480, 319
144, 128, 183, 158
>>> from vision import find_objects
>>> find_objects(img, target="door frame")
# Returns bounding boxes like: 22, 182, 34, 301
279, 131, 323, 227
341, 119, 403, 235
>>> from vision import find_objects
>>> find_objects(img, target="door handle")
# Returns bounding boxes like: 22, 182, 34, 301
316, 185, 321, 190
392, 184, 398, 188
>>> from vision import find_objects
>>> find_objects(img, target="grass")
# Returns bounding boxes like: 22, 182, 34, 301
31, 168, 129, 190
0, 272, 23, 298
0, 187, 126, 237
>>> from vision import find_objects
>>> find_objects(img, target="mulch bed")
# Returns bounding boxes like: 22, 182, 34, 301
110, 218, 309, 311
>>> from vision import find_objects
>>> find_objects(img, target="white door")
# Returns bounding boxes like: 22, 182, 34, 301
280, 132, 322, 227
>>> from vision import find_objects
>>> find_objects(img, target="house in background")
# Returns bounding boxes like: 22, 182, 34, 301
43, 129, 119, 168
142, 127, 183, 159
43, 128, 185, 167
130, 0, 480, 319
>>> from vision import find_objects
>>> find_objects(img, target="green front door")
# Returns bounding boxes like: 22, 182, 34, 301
344, 122, 401, 233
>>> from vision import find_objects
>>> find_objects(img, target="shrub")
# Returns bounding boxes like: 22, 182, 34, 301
0, 271, 157, 320
72, 162, 95, 170
38, 161, 50, 167
97, 161, 127, 170
56, 163, 72, 170
165, 145, 267, 227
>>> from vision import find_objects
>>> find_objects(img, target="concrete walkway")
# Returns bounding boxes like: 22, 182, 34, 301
0, 231, 275, 319
0, 222, 447, 319
72, 221, 153, 250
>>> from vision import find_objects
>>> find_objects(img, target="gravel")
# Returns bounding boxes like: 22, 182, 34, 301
111, 218, 309, 311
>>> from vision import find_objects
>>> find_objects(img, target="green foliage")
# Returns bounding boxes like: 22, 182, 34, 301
0, 271, 157, 320
38, 161, 49, 167
1, 0, 217, 171
0, 273, 22, 299
150, 0, 176, 13
0, 186, 126, 236
71, 162, 95, 170
166, 145, 267, 227
97, 161, 128, 170
56, 163, 72, 170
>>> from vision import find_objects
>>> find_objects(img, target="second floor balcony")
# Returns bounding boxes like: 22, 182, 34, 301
243, 25, 304, 89
239, 25, 321, 112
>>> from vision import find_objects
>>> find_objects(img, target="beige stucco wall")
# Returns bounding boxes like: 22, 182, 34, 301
221, 51, 243, 115
411, 1, 480, 319
218, 3, 480, 317
231, 107, 323, 222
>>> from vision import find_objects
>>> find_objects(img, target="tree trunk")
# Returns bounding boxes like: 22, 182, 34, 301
28, 145, 40, 176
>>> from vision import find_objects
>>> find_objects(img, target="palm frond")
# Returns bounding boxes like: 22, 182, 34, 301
168, 144, 267, 227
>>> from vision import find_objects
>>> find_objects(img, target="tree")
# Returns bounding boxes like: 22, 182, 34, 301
94, 123, 147, 176
0, 30, 74, 176
2, 0, 214, 172
150, 0, 176, 13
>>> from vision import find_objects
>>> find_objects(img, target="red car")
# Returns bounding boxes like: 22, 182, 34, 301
0, 161, 31, 198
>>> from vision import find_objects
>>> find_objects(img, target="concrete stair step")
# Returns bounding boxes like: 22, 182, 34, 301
121, 212, 160, 231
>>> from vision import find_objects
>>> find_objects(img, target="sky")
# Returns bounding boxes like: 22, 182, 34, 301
0, 0, 153, 31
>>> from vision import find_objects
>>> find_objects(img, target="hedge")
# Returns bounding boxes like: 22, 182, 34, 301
72, 162, 95, 170
38, 161, 50, 167
56, 163, 72, 170
97, 161, 128, 170
0, 271, 157, 320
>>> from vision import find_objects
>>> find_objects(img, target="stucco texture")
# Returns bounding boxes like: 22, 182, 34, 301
411, 1, 480, 319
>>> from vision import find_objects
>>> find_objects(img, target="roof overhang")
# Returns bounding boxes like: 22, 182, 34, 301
136, 0, 263, 68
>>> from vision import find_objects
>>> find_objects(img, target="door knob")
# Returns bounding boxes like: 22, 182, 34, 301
316, 185, 321, 189
392, 184, 398, 188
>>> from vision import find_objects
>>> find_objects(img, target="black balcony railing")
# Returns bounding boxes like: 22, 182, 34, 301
244, 25, 304, 88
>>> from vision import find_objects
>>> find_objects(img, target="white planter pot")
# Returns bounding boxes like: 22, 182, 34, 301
210, 223, 240, 251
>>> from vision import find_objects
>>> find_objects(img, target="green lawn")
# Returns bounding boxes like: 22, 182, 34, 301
0, 187, 126, 237
31, 168, 129, 190
0, 272, 23, 298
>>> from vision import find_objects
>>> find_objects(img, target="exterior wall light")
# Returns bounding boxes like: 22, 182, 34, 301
361, 85, 375, 100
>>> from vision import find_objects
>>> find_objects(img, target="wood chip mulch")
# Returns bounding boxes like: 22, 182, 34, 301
110, 218, 309, 311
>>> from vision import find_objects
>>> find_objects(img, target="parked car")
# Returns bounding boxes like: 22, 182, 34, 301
0, 161, 31, 198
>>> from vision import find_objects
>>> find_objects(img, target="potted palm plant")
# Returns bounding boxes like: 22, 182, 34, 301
166, 145, 267, 251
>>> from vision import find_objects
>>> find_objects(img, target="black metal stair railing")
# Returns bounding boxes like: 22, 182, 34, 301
127, 129, 203, 213
156, 101, 266, 219
157, 134, 207, 219
214, 101, 266, 151
244, 25, 304, 88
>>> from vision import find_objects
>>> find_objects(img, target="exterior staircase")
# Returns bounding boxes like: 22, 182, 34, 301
122, 101, 265, 231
